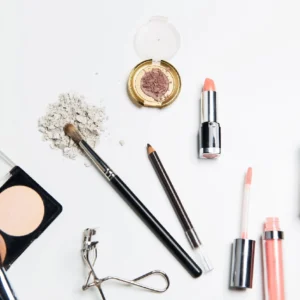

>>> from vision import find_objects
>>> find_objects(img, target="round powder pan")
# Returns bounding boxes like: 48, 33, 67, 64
0, 186, 45, 263
128, 16, 181, 108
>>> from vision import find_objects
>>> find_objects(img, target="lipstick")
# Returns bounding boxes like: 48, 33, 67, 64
262, 217, 285, 300
199, 78, 221, 159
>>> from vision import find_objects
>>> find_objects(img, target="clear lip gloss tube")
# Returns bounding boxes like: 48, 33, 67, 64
262, 217, 285, 300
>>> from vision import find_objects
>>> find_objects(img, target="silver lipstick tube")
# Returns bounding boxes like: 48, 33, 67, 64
199, 90, 221, 159
0, 267, 17, 300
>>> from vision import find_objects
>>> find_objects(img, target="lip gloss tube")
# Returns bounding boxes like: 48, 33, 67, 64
262, 217, 285, 300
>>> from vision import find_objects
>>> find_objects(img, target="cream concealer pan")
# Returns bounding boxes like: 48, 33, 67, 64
0, 186, 45, 262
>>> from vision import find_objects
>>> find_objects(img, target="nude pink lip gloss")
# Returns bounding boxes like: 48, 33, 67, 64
262, 217, 285, 300
230, 168, 255, 289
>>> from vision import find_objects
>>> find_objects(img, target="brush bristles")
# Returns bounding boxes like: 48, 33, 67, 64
64, 123, 83, 144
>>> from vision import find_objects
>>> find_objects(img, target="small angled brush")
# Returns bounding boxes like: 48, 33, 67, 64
64, 123, 202, 278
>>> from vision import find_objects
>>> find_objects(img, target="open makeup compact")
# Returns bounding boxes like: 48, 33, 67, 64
128, 17, 181, 108
0, 151, 62, 269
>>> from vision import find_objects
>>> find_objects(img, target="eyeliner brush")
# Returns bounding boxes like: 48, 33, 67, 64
64, 124, 202, 278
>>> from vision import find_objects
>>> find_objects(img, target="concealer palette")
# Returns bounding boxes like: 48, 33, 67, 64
0, 152, 62, 269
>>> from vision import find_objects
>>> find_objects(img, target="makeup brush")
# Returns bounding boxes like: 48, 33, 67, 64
64, 124, 202, 278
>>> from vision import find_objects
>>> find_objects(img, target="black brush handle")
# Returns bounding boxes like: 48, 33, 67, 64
110, 175, 202, 278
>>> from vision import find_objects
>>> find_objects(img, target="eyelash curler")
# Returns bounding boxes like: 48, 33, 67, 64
81, 228, 170, 300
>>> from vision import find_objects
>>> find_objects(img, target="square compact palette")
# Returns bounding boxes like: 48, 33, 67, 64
0, 151, 62, 269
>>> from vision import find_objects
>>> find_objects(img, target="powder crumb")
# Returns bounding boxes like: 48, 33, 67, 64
84, 160, 92, 167
119, 140, 125, 146
141, 68, 169, 102
38, 93, 107, 160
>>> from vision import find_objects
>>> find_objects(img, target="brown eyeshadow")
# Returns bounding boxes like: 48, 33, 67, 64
0, 186, 45, 237
140, 68, 169, 101
0, 234, 6, 263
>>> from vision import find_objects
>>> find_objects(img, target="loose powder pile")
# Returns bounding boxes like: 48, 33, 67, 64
38, 93, 107, 160
141, 68, 170, 102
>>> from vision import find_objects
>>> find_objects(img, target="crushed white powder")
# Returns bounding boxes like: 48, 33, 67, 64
38, 93, 107, 160
119, 140, 125, 146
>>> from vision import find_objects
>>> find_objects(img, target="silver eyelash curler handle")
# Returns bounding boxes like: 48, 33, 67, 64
81, 228, 170, 300
101, 270, 170, 293
82, 271, 170, 295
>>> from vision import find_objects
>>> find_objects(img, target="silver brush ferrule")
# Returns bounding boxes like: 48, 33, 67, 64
199, 91, 221, 159
79, 141, 116, 181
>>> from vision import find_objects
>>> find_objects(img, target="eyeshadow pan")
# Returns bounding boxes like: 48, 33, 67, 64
128, 61, 180, 108
127, 17, 181, 108
140, 68, 170, 101
0, 234, 6, 263
0, 186, 45, 236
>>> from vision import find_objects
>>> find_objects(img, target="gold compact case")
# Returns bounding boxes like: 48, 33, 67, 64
128, 17, 181, 108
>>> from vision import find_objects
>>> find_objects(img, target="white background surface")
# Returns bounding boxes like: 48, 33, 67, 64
0, 1, 300, 299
